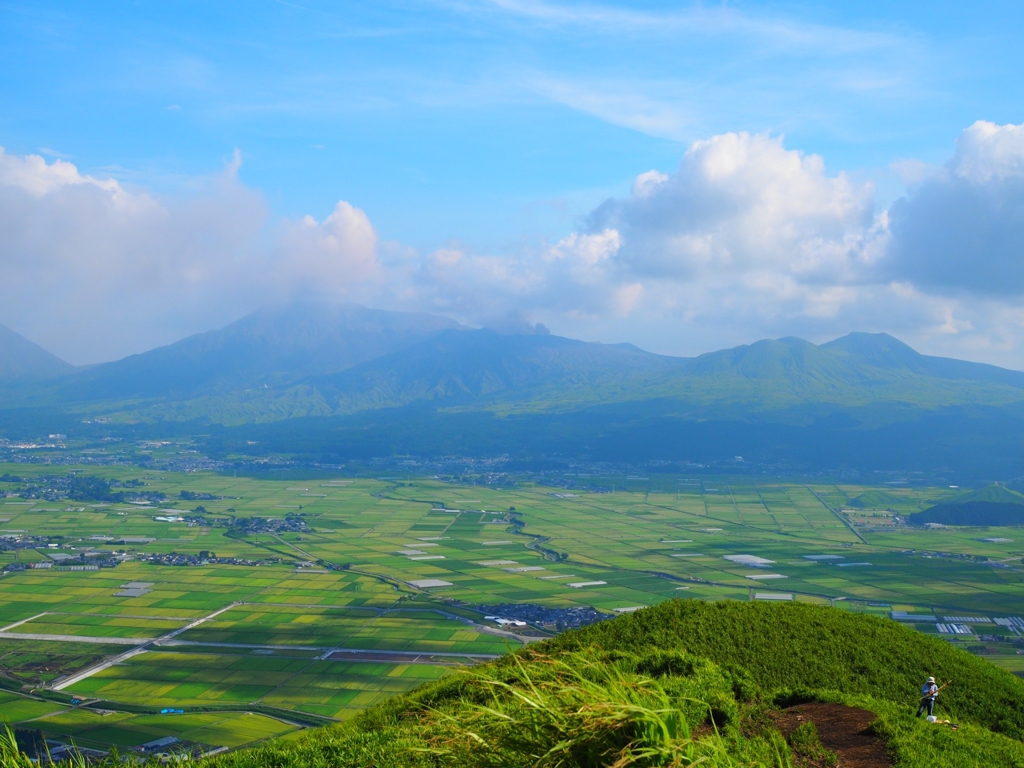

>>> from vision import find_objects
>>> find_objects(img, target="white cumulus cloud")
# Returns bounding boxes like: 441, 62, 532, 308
6, 123, 1024, 369
886, 120, 1024, 296
951, 120, 1024, 183
0, 149, 381, 364
586, 131, 881, 283
275, 201, 382, 295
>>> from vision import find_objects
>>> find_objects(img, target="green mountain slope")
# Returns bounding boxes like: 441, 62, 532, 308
219, 332, 1024, 422
823, 332, 1024, 388
299, 331, 1024, 419
48, 327, 1024, 427
636, 334, 1024, 417
43, 324, 684, 424
199, 601, 1024, 768
307, 328, 685, 414
0, 323, 75, 382
6, 307, 1024, 427
6, 309, 1024, 475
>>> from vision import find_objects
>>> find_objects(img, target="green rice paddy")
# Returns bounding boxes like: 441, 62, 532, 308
5, 706, 297, 751
2, 466, 1023, 753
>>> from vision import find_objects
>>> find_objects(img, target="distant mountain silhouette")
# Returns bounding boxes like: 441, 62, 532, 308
0, 324, 75, 382
6, 308, 1024, 422
6, 305, 1024, 475
28, 302, 463, 402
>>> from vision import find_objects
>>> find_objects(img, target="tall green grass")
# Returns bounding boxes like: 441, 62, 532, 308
1, 723, 98, 768
214, 648, 791, 768
422, 651, 781, 767
0, 726, 34, 768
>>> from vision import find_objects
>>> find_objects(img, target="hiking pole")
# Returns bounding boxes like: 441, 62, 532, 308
919, 679, 952, 702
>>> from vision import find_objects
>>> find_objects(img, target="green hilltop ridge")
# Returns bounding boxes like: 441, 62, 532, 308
911, 485, 1024, 527
179, 601, 1023, 768
949, 485, 1024, 505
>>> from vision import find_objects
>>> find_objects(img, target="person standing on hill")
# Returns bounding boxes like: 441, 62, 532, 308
917, 676, 939, 717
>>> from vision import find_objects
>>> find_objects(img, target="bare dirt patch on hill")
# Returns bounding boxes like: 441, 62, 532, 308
775, 702, 891, 768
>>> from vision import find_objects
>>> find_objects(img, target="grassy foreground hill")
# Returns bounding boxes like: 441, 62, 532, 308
214, 603, 1024, 766
4, 603, 1024, 767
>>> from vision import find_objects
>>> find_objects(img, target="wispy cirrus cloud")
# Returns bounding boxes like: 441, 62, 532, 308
436, 0, 927, 145
530, 77, 690, 140
466, 0, 908, 53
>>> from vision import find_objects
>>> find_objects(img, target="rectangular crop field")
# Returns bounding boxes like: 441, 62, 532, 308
5, 467, 1024, 753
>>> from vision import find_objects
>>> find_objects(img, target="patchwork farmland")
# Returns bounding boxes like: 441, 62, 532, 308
2, 466, 1024, 752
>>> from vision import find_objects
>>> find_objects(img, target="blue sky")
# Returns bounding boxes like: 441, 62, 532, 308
3, 1, 1024, 365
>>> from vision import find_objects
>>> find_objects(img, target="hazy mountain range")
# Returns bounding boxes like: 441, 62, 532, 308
3, 301, 1024, 477
0, 323, 76, 382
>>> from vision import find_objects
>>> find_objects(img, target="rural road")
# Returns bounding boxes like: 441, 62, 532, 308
0, 632, 150, 645
157, 638, 500, 662
51, 602, 243, 691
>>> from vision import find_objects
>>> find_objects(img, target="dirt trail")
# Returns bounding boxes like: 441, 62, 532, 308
775, 702, 891, 768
